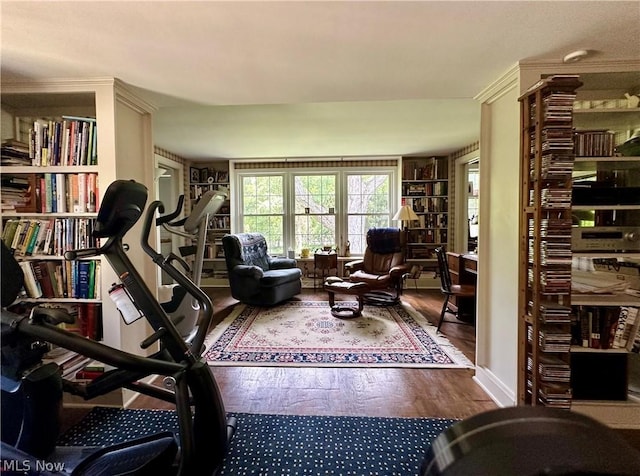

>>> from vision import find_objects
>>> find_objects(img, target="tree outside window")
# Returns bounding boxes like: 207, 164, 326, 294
239, 169, 394, 256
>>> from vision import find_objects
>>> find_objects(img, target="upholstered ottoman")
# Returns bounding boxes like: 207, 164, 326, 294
323, 276, 370, 318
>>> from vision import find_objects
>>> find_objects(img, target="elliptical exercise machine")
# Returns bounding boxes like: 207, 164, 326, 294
1, 179, 235, 475
153, 187, 228, 347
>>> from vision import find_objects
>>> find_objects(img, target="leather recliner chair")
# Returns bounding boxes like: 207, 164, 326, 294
222, 233, 302, 306
345, 227, 410, 305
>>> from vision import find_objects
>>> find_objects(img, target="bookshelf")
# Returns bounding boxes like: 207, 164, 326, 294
568, 90, 640, 425
518, 75, 582, 408
1, 79, 155, 407
188, 162, 230, 287
518, 72, 640, 428
401, 156, 449, 286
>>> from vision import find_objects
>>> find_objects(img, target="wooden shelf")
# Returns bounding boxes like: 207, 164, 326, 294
571, 293, 640, 306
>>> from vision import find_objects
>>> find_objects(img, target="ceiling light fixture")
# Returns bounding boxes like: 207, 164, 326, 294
563, 50, 589, 64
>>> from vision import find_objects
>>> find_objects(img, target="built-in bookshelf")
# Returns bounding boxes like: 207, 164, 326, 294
188, 162, 230, 287
568, 89, 640, 425
1, 79, 155, 407
518, 74, 582, 409
1, 118, 105, 404
518, 73, 640, 428
401, 156, 449, 283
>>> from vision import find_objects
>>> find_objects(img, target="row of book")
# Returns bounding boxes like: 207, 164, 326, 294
43, 351, 105, 382
27, 116, 98, 167
407, 228, 448, 245
190, 183, 229, 202
2, 218, 98, 257
401, 181, 448, 197
1, 174, 36, 211
1, 173, 99, 214
18, 259, 100, 300
402, 197, 448, 213
402, 157, 448, 181
571, 305, 639, 351
208, 215, 231, 230
527, 129, 618, 159
405, 212, 448, 229
9, 301, 102, 343
574, 130, 617, 157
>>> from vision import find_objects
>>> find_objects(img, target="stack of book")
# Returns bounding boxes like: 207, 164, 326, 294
1, 139, 30, 166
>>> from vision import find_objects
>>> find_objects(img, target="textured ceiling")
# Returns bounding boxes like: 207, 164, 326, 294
2, 1, 639, 160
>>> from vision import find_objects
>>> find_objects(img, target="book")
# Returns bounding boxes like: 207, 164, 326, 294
42, 219, 55, 255
45, 261, 61, 298
34, 261, 55, 298
1, 219, 20, 248
613, 306, 639, 350
87, 173, 97, 212
55, 173, 67, 213
599, 306, 619, 350
74, 369, 104, 381
631, 319, 640, 353
32, 219, 49, 255
589, 308, 600, 349
44, 173, 53, 212
78, 302, 101, 340
17, 220, 37, 256
77, 260, 91, 299
19, 261, 42, 298
87, 260, 96, 299
9, 220, 25, 251
77, 173, 87, 213
24, 220, 42, 256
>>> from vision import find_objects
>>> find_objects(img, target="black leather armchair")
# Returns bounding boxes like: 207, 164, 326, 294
222, 233, 302, 306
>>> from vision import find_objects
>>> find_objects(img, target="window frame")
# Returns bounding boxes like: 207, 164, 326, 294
233, 163, 399, 255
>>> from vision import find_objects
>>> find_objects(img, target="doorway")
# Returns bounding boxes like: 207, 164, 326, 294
455, 153, 480, 253
155, 154, 185, 285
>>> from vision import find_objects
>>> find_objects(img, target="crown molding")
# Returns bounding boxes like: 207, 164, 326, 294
114, 78, 157, 114
518, 58, 640, 73
0, 77, 118, 94
474, 63, 519, 104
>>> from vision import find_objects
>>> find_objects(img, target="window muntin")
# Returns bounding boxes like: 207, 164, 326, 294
293, 174, 336, 251
237, 167, 395, 255
345, 174, 391, 255
242, 175, 285, 254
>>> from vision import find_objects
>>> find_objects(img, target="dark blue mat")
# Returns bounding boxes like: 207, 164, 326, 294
58, 407, 456, 475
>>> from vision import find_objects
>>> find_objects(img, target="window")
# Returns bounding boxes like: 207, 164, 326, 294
237, 162, 397, 255
345, 174, 391, 254
294, 175, 336, 251
241, 175, 284, 254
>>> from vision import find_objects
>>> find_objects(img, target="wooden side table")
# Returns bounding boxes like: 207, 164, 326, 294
314, 251, 338, 289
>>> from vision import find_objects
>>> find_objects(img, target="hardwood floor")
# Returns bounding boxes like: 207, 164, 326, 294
129, 288, 497, 420
62, 288, 640, 452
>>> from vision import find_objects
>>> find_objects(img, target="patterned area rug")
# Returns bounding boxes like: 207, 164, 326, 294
204, 301, 473, 368
58, 407, 458, 476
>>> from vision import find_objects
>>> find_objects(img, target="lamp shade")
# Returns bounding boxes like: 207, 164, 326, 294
393, 205, 419, 222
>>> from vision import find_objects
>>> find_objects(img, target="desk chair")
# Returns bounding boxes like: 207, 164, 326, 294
435, 247, 476, 332
314, 251, 338, 289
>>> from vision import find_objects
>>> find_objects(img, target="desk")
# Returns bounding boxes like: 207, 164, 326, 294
446, 252, 478, 322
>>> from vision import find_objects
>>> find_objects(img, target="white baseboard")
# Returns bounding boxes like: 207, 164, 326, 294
473, 365, 516, 408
